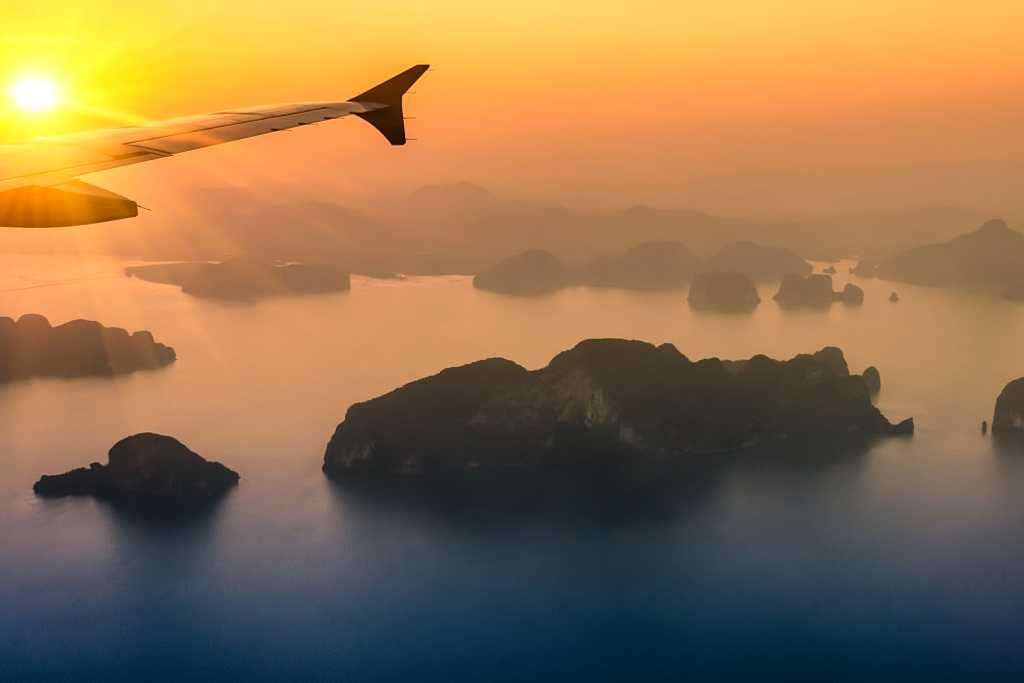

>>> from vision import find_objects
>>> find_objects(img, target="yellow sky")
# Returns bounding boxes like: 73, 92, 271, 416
3, 1, 1024, 212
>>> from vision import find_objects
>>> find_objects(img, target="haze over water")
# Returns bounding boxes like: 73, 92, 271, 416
4, 253, 1024, 680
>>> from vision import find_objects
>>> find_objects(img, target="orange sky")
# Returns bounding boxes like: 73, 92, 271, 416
3, 1, 1024, 214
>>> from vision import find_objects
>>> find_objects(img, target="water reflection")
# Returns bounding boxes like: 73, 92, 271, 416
326, 438, 884, 532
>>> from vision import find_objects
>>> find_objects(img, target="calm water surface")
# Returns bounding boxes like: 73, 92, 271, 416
3, 254, 1024, 681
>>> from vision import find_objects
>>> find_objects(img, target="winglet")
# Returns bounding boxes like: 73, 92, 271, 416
350, 64, 429, 145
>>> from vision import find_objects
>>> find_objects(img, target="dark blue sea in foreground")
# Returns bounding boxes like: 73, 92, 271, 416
3, 255, 1024, 681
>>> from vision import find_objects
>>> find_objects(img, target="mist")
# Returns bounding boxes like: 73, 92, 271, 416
6, 2, 1024, 680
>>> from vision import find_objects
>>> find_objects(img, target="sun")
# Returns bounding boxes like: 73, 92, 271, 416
9, 76, 60, 113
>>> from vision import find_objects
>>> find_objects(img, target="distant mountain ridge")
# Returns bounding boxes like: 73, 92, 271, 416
876, 219, 1024, 294
0, 181, 1003, 275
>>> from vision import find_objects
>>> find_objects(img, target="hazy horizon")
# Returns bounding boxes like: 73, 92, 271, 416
4, 1, 1024, 216
6, 3, 1024, 680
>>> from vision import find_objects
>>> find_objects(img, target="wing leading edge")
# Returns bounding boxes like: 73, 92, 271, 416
0, 64, 429, 227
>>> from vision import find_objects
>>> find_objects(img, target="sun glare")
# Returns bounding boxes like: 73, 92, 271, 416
9, 76, 60, 113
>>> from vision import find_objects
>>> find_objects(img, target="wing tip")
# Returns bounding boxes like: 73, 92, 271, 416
352, 64, 430, 145
352, 64, 430, 107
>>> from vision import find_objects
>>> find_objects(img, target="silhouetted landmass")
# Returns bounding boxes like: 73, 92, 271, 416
126, 259, 350, 300
0, 314, 175, 382
34, 433, 238, 507
580, 241, 701, 290
773, 274, 864, 307
840, 283, 865, 305
863, 366, 881, 395
472, 249, 570, 296
876, 220, 1024, 294
773, 274, 834, 307
687, 271, 761, 312
474, 242, 704, 295
476, 241, 796, 296
993, 379, 1024, 436
706, 242, 812, 280
323, 339, 912, 478
6, 183, 991, 275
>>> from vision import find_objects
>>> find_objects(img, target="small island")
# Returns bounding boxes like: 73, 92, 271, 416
0, 314, 175, 382
840, 283, 865, 305
774, 274, 864, 307
34, 433, 239, 508
126, 259, 351, 300
687, 271, 761, 312
323, 339, 912, 478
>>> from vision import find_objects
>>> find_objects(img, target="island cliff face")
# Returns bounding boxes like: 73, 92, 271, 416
324, 339, 912, 478
34, 433, 239, 506
0, 314, 175, 382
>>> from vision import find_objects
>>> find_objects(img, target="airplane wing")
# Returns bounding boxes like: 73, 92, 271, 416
0, 64, 428, 227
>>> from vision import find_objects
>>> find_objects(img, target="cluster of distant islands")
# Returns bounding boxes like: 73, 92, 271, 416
113, 218, 1024, 313
0, 182, 1011, 276
471, 242, 868, 311
11, 216, 1024, 511
472, 218, 1024, 305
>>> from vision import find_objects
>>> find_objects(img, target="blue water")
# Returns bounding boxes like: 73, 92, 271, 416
3, 254, 1024, 681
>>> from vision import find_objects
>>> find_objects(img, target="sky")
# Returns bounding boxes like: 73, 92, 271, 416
2, 1, 1024, 215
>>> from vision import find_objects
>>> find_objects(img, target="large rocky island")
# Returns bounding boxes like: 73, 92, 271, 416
0, 314, 175, 382
34, 434, 239, 508
126, 259, 350, 300
324, 339, 912, 478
